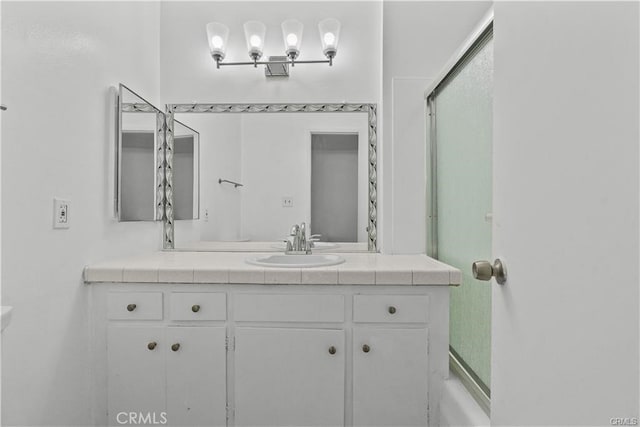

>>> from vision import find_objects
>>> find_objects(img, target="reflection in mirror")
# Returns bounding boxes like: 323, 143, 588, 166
173, 120, 200, 220
116, 84, 201, 222
116, 84, 163, 221
170, 110, 373, 252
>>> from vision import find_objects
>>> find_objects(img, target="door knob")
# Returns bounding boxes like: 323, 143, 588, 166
191, 304, 200, 313
472, 258, 507, 284
328, 346, 336, 355
362, 344, 370, 353
127, 304, 137, 312
171, 343, 180, 352
147, 341, 157, 350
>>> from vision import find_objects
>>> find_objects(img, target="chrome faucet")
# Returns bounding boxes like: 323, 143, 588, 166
285, 222, 311, 254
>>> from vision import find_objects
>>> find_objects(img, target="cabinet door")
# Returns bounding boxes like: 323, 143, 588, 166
353, 328, 428, 427
234, 328, 345, 427
107, 326, 166, 426
165, 326, 227, 427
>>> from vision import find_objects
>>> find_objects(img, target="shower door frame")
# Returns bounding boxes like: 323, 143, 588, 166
425, 8, 494, 415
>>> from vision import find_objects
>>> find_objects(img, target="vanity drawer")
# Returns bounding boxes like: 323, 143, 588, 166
353, 295, 428, 323
169, 292, 226, 321
234, 294, 344, 322
107, 292, 163, 320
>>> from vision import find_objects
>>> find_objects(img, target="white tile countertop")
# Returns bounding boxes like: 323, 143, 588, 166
84, 252, 461, 286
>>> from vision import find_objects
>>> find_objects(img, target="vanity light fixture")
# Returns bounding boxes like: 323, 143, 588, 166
206, 18, 341, 73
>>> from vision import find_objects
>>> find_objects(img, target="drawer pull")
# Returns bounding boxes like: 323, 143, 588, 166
388, 306, 396, 314
171, 343, 181, 352
126, 304, 137, 312
362, 344, 371, 353
147, 341, 157, 351
191, 304, 201, 313
328, 346, 337, 355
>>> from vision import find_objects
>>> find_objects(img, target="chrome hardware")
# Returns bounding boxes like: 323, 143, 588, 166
362, 344, 370, 353
285, 222, 312, 254
282, 239, 293, 252
299, 222, 308, 251
191, 304, 201, 313
147, 341, 157, 350
309, 234, 322, 248
127, 304, 137, 312
472, 258, 507, 285
171, 343, 180, 352
218, 178, 243, 188
388, 306, 396, 314
328, 346, 336, 355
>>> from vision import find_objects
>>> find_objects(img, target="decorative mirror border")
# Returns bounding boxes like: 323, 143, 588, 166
162, 103, 378, 252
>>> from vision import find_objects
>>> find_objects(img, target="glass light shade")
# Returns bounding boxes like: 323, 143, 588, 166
318, 18, 340, 58
281, 19, 304, 60
243, 20, 266, 60
206, 22, 229, 61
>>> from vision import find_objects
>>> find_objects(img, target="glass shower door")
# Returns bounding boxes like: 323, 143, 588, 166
427, 29, 493, 410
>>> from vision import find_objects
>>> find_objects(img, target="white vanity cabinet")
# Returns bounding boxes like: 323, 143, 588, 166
234, 327, 345, 426
353, 328, 429, 426
165, 326, 227, 426
90, 284, 449, 427
352, 295, 430, 427
103, 292, 228, 426
107, 325, 166, 422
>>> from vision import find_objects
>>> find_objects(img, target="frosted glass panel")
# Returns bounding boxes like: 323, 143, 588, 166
434, 35, 493, 391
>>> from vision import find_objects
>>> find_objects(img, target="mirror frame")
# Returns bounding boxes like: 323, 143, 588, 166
118, 83, 166, 221
162, 103, 378, 252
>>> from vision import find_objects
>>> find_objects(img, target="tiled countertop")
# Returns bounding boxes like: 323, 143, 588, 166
84, 251, 461, 286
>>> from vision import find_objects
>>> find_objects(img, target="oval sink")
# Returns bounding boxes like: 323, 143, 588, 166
246, 254, 345, 268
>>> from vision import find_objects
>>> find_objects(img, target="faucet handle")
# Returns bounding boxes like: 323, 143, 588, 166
290, 224, 299, 236
282, 239, 293, 252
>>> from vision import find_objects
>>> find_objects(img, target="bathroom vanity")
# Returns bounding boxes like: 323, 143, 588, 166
85, 251, 459, 426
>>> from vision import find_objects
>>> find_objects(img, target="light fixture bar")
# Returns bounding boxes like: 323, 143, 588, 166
215, 58, 332, 68
208, 18, 340, 72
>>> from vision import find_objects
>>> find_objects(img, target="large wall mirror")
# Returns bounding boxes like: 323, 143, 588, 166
116, 84, 199, 222
164, 103, 378, 252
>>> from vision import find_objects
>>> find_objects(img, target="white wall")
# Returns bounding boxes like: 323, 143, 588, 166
239, 113, 368, 241
381, 1, 492, 253
492, 2, 639, 425
1, 3, 166, 425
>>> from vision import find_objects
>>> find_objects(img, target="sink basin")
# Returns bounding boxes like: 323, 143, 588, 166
2, 306, 13, 332
271, 242, 339, 251
246, 254, 345, 268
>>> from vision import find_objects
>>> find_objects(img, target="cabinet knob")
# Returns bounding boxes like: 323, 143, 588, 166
147, 341, 157, 350
328, 346, 336, 355
171, 343, 181, 352
388, 306, 396, 314
127, 304, 137, 312
191, 304, 200, 313
362, 344, 370, 353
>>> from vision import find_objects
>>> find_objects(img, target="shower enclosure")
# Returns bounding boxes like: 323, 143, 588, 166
426, 21, 493, 414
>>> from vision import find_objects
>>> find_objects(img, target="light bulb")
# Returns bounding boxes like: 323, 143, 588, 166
323, 32, 336, 46
250, 35, 262, 48
286, 33, 298, 47
211, 35, 224, 49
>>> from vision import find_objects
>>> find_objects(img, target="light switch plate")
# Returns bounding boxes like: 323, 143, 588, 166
53, 198, 70, 229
